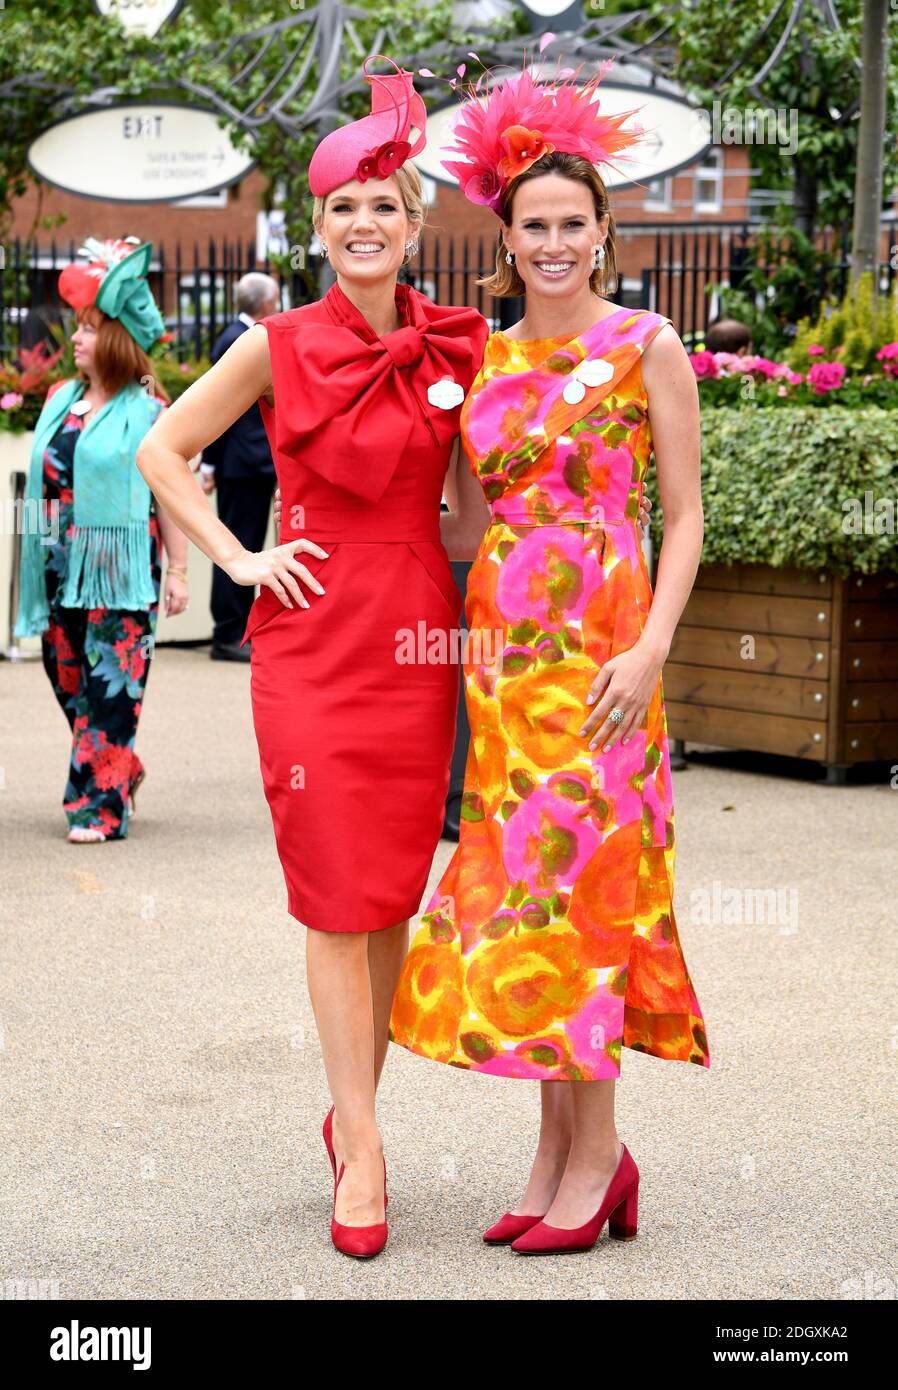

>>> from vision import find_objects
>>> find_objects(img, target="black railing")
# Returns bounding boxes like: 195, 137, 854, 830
2, 219, 893, 359
634, 220, 874, 342
0, 235, 319, 361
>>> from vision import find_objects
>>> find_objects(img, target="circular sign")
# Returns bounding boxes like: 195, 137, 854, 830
26, 103, 256, 204
520, 0, 583, 16
92, 1, 185, 40
414, 73, 711, 192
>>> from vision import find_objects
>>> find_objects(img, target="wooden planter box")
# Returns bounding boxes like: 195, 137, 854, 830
665, 563, 898, 782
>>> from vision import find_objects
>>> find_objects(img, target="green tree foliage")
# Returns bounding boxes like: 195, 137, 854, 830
0, 0, 517, 257
644, 0, 898, 236
790, 270, 898, 374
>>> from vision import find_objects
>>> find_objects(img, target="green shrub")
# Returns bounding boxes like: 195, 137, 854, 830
790, 272, 898, 376
646, 406, 898, 575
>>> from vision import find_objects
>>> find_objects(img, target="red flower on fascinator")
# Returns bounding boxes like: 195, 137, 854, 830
498, 125, 556, 180
462, 168, 503, 213
357, 137, 413, 182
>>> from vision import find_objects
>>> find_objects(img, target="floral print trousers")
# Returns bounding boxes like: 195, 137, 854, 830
41, 603, 157, 840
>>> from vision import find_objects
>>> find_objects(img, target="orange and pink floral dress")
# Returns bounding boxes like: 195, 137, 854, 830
390, 306, 710, 1080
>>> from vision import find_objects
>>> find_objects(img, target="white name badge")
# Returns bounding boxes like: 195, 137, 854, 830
578, 358, 614, 388
562, 356, 614, 405
69, 399, 93, 416
562, 379, 586, 405
427, 377, 465, 410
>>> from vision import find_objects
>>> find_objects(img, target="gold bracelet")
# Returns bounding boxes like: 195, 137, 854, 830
167, 565, 188, 580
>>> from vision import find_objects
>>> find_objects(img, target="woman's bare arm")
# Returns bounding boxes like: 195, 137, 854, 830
137, 327, 270, 568
137, 326, 327, 609
155, 501, 188, 570
440, 435, 491, 561
638, 324, 704, 660
579, 324, 703, 751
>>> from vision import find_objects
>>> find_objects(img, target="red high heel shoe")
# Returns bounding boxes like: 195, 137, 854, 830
510, 1144, 639, 1255
482, 1211, 545, 1245
331, 1161, 388, 1258
323, 1107, 388, 1208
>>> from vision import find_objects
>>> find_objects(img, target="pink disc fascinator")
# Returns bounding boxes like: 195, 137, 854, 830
309, 55, 427, 197
441, 59, 645, 216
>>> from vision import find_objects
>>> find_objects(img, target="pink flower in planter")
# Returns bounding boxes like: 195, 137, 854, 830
875, 343, 898, 379
771, 365, 803, 385
806, 361, 846, 394
711, 351, 746, 375
742, 355, 780, 379
689, 350, 719, 379
807, 344, 826, 356
1, 391, 23, 410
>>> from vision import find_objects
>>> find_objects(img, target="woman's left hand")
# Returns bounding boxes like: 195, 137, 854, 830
164, 573, 189, 617
579, 638, 667, 751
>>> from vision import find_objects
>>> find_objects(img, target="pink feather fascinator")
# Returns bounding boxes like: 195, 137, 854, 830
441, 60, 645, 215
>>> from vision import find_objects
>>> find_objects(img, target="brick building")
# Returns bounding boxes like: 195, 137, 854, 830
8, 138, 754, 342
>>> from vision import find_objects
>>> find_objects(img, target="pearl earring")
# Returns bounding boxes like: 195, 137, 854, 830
505, 249, 515, 266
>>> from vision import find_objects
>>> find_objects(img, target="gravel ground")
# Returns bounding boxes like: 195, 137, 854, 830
1, 646, 895, 1301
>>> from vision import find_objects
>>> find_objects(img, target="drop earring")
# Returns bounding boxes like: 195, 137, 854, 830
404, 239, 419, 259
320, 242, 328, 260
593, 245, 605, 269
505, 249, 515, 266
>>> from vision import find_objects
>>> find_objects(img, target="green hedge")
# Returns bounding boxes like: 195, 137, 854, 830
646, 406, 898, 576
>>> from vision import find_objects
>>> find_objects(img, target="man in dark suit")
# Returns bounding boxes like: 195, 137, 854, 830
200, 272, 279, 661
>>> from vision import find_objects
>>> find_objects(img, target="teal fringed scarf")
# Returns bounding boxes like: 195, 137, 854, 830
15, 378, 163, 638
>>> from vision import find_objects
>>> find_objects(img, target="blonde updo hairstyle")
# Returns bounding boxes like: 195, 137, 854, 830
479, 150, 618, 298
311, 162, 426, 262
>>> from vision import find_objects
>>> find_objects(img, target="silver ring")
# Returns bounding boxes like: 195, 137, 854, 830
609, 707, 625, 725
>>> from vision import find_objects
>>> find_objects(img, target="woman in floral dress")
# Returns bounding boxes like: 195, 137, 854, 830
16, 239, 189, 842
390, 67, 709, 1253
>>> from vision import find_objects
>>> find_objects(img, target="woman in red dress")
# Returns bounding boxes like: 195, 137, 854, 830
137, 59, 487, 1257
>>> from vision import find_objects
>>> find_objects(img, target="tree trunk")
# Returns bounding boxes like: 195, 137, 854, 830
851, 0, 890, 283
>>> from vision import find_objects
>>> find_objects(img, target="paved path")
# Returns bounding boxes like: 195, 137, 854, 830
1, 647, 895, 1300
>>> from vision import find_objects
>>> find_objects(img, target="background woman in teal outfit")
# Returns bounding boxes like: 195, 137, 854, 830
16, 238, 190, 843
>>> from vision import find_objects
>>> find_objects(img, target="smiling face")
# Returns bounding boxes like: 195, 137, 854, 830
318, 176, 415, 285
503, 173, 609, 300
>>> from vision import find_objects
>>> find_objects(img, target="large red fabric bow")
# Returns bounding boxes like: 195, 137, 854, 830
264, 281, 488, 503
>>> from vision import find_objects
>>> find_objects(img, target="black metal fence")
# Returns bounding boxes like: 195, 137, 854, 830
2, 219, 893, 360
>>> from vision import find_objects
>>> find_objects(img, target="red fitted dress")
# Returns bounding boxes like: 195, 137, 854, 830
241, 280, 488, 933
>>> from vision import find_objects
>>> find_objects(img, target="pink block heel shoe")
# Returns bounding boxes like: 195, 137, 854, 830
511, 1144, 639, 1255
